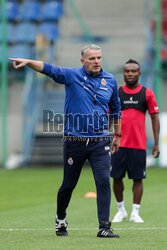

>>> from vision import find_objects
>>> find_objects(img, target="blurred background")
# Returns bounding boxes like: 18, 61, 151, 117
0, 0, 167, 168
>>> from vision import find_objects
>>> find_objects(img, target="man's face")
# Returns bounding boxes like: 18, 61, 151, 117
124, 63, 141, 86
81, 49, 102, 76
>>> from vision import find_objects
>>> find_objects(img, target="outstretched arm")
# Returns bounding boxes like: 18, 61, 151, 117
150, 113, 160, 158
9, 58, 44, 72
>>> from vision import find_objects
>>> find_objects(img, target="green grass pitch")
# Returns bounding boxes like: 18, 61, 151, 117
0, 166, 167, 250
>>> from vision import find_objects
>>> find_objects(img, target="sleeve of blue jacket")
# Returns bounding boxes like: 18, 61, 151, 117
41, 62, 73, 85
108, 77, 121, 120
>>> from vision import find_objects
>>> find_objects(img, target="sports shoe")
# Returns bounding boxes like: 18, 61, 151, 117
130, 213, 144, 223
97, 222, 120, 238
55, 217, 68, 236
112, 210, 128, 223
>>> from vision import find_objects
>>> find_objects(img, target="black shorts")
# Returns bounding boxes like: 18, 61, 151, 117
110, 147, 146, 180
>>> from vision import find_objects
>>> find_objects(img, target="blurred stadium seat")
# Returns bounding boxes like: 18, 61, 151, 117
0, 23, 16, 44
19, 1, 41, 21
150, 0, 167, 63
15, 22, 37, 44
161, 45, 167, 61
162, 19, 167, 39
41, 1, 64, 21
39, 22, 59, 42
8, 44, 33, 59
162, 0, 167, 11
161, 0, 167, 62
0, 0, 64, 66
7, 23, 16, 43
5, 1, 18, 21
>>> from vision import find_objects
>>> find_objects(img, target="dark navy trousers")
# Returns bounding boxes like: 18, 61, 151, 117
57, 136, 111, 227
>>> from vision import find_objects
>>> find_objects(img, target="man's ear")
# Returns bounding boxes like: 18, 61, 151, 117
80, 58, 84, 65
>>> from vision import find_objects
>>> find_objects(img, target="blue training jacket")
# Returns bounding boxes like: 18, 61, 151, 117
42, 62, 121, 137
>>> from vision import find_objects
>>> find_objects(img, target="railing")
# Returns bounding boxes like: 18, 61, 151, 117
22, 70, 45, 164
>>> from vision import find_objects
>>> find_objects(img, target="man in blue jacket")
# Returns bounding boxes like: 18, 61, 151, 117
9, 44, 121, 238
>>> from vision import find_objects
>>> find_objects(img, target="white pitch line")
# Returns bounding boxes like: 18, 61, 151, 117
0, 227, 167, 232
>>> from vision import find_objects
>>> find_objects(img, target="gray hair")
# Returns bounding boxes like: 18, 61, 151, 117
81, 44, 102, 58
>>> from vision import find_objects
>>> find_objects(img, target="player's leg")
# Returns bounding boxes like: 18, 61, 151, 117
112, 178, 128, 222
56, 139, 87, 236
129, 179, 144, 223
127, 148, 146, 223
113, 178, 124, 202
111, 148, 128, 222
133, 179, 143, 204
88, 138, 119, 238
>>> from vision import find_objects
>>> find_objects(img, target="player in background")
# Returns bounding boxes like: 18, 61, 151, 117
9, 44, 121, 238
110, 59, 160, 223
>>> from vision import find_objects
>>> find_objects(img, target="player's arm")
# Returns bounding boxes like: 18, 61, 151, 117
9, 58, 44, 72
146, 88, 160, 158
150, 113, 160, 158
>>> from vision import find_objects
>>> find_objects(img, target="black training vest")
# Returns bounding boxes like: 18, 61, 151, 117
119, 86, 147, 114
